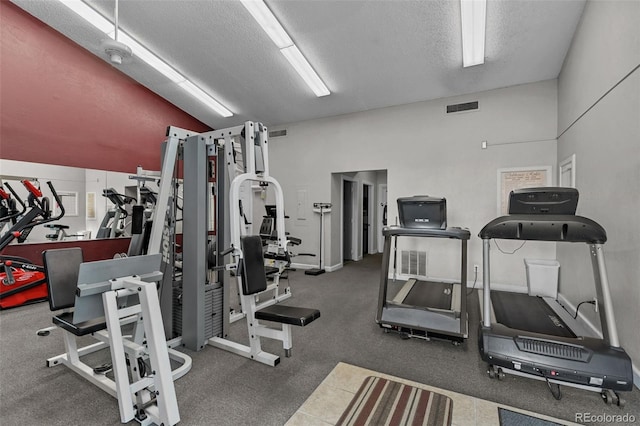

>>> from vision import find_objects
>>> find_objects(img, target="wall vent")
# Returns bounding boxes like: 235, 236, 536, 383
268, 129, 287, 138
401, 250, 427, 277
446, 101, 479, 114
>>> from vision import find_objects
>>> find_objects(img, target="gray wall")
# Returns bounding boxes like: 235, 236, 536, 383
557, 0, 640, 379
269, 79, 558, 289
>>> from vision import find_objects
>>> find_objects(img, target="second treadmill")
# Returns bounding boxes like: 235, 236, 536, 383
376, 196, 470, 344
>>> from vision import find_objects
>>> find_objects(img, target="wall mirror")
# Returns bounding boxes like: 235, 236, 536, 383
1, 159, 160, 244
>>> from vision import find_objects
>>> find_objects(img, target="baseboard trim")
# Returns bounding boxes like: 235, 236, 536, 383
557, 293, 640, 390
290, 262, 313, 270
556, 293, 602, 338
325, 263, 342, 272
291, 262, 343, 272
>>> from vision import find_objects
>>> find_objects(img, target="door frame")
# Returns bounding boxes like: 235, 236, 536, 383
377, 184, 387, 253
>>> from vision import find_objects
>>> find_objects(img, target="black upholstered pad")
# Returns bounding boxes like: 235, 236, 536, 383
240, 235, 268, 295
255, 305, 320, 327
53, 312, 107, 336
42, 247, 84, 311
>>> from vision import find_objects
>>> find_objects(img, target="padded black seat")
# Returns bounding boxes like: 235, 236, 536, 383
53, 311, 107, 336
45, 224, 69, 229
241, 235, 321, 328
43, 248, 107, 336
255, 305, 320, 327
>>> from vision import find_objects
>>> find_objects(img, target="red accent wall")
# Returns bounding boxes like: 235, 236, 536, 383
0, 2, 210, 172
3, 238, 132, 263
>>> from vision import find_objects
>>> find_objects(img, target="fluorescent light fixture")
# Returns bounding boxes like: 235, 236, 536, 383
460, 0, 486, 67
241, 0, 330, 97
58, 0, 232, 116
115, 32, 184, 83
59, 0, 114, 33
239, 0, 293, 49
178, 81, 233, 117
281, 45, 330, 97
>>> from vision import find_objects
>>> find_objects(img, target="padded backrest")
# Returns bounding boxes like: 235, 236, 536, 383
42, 247, 83, 311
259, 217, 274, 239
240, 235, 268, 295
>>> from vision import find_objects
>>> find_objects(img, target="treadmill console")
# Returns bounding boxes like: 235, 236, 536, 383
508, 187, 578, 215
397, 196, 446, 229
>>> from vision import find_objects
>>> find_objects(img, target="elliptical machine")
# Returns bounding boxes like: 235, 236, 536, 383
0, 180, 65, 309
96, 188, 136, 238
0, 186, 26, 235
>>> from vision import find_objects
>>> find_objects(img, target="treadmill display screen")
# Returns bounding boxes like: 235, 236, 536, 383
397, 196, 446, 229
508, 187, 579, 215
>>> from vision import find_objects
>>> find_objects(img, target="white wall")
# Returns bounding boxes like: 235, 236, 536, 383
557, 0, 640, 380
269, 80, 558, 289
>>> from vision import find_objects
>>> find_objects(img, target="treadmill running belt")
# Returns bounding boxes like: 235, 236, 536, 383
403, 281, 453, 310
491, 292, 575, 338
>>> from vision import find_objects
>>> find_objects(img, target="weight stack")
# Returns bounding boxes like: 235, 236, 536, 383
172, 282, 223, 339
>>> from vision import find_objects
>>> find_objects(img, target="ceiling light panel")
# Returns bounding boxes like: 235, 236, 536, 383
59, 0, 113, 33
281, 46, 330, 97
241, 0, 330, 97
460, 0, 486, 67
178, 81, 233, 117
57, 0, 232, 117
239, 0, 293, 49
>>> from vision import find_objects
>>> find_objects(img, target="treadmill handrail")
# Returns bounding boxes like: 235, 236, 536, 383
478, 215, 606, 244
383, 225, 470, 240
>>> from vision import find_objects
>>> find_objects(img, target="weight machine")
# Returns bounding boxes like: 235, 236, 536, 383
42, 249, 190, 425
148, 122, 319, 365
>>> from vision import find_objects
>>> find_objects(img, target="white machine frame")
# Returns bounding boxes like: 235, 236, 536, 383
46, 255, 191, 425
149, 122, 307, 365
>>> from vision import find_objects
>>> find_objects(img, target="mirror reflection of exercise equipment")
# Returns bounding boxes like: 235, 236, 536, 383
96, 187, 136, 238
376, 196, 470, 344
0, 179, 65, 308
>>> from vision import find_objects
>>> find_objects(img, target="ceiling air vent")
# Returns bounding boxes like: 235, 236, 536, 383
446, 101, 479, 114
268, 129, 287, 138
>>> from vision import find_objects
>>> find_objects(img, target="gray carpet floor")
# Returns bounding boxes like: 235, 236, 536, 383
1, 253, 638, 425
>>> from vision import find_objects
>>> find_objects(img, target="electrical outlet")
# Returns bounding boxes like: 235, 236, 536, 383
474, 264, 479, 273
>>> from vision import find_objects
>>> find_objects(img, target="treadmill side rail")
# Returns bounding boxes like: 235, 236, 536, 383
590, 244, 619, 347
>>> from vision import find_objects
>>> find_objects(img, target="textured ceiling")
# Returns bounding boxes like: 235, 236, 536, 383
11, 0, 586, 129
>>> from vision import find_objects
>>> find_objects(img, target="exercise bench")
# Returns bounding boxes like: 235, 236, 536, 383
209, 235, 320, 365
42, 248, 192, 425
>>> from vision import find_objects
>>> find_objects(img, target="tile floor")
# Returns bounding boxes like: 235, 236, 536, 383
285, 362, 579, 426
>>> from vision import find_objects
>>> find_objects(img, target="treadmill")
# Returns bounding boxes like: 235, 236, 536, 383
376, 196, 470, 344
478, 187, 633, 405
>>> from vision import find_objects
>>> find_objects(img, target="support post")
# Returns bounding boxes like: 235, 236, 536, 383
482, 238, 491, 328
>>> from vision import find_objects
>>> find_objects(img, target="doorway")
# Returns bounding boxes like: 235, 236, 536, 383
362, 182, 374, 256
343, 179, 356, 261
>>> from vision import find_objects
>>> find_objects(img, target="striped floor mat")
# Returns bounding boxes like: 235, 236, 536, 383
337, 376, 453, 426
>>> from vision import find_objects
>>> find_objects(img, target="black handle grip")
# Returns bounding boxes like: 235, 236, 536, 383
46, 181, 65, 220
